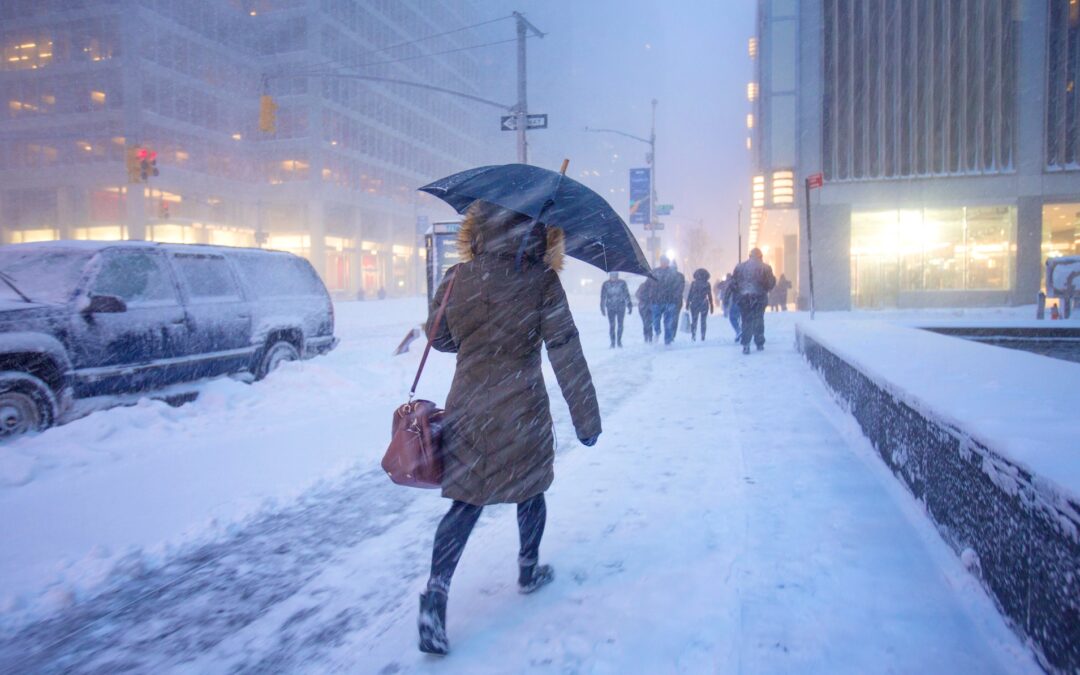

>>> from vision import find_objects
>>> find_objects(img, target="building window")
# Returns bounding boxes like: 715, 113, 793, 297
2, 39, 53, 70
1047, 0, 1080, 169
823, 0, 1016, 180
770, 170, 795, 206
1043, 203, 1080, 261
850, 205, 1016, 307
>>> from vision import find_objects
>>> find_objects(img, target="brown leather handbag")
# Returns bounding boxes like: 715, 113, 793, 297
381, 271, 457, 489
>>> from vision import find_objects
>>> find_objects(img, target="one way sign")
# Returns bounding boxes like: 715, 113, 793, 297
501, 114, 548, 131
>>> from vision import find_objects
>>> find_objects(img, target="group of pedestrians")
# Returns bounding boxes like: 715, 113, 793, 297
612, 249, 781, 353
625, 256, 686, 346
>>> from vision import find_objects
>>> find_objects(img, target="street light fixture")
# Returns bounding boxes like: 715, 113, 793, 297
585, 99, 660, 265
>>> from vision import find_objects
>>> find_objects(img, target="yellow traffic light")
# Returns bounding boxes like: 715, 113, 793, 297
259, 95, 278, 134
126, 145, 142, 183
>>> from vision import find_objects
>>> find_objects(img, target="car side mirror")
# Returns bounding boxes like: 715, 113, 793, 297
83, 294, 127, 314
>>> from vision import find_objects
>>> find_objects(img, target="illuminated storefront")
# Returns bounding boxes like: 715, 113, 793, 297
1043, 203, 1080, 260
851, 206, 1016, 308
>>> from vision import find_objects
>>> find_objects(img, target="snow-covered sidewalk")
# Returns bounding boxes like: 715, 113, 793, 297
0, 301, 1040, 673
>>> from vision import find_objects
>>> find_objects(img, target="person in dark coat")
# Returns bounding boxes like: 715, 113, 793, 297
686, 268, 714, 341
651, 256, 685, 345
635, 277, 657, 343
600, 272, 633, 348
732, 247, 776, 354
419, 201, 602, 655
775, 274, 792, 311
720, 272, 741, 341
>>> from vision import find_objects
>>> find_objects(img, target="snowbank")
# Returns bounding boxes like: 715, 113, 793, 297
796, 319, 1080, 673
0, 297, 431, 624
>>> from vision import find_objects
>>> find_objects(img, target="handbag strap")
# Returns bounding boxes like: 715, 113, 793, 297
410, 268, 457, 399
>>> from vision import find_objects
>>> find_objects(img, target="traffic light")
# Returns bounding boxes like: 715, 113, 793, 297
126, 145, 142, 183
259, 94, 278, 134
158, 200, 170, 219
138, 147, 159, 181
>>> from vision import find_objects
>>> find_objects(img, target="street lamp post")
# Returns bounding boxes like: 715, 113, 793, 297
585, 99, 660, 265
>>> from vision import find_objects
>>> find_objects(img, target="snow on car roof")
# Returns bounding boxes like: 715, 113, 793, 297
0, 240, 296, 257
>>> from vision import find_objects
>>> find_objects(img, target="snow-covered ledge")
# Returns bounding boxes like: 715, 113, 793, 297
796, 320, 1079, 674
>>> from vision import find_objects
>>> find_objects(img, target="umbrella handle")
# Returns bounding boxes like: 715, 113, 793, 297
560, 158, 569, 175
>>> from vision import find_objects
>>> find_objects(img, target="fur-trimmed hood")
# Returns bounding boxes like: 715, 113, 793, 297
456, 201, 565, 272
693, 268, 710, 282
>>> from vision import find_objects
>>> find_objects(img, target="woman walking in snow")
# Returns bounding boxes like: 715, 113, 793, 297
418, 200, 602, 655
686, 268, 714, 340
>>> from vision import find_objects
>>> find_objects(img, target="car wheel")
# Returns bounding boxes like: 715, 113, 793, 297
255, 341, 300, 380
0, 373, 57, 440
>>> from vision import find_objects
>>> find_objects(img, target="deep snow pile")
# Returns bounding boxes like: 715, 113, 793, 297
0, 296, 1044, 673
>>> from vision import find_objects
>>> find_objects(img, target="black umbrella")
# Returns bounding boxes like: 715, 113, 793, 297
419, 162, 653, 277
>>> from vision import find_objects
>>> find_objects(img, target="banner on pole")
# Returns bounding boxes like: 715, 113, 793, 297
629, 168, 651, 225
806, 172, 824, 189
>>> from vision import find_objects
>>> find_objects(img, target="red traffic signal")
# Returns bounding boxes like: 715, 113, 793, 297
138, 148, 159, 180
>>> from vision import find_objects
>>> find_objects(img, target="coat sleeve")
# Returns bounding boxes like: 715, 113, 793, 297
541, 269, 602, 441
763, 266, 777, 293
426, 266, 459, 353
599, 282, 608, 312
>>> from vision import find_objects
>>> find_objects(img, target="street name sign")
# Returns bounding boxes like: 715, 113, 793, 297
655, 204, 673, 215
500, 114, 549, 131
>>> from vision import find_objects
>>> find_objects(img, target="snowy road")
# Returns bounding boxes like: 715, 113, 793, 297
0, 297, 1039, 673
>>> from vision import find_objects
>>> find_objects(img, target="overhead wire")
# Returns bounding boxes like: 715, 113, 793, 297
279, 14, 515, 78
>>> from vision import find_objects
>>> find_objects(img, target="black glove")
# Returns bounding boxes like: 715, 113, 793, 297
579, 434, 599, 447
628, 306, 633, 315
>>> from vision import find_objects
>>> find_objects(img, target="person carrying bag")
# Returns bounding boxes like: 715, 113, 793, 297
381, 271, 458, 489
413, 200, 602, 656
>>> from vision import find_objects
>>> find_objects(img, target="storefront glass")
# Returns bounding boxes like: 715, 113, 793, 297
1042, 203, 1080, 261
851, 205, 1015, 307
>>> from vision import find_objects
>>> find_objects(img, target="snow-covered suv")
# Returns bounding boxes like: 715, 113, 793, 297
0, 241, 337, 439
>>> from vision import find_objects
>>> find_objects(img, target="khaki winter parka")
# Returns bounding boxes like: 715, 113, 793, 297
427, 203, 602, 505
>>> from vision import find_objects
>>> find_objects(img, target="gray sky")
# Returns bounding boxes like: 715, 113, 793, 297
459, 0, 756, 273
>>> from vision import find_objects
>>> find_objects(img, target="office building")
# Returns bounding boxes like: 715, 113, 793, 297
0, 0, 495, 296
749, 0, 1080, 309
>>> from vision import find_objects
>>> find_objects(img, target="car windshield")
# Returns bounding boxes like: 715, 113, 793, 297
0, 248, 94, 305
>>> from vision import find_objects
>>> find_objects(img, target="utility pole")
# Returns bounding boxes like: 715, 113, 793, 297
648, 98, 658, 266
737, 202, 742, 264
513, 12, 544, 164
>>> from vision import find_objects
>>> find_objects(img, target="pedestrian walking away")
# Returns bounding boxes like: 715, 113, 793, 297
418, 200, 602, 655
635, 276, 657, 343
720, 272, 741, 342
775, 274, 792, 311
686, 268, 714, 341
651, 256, 686, 345
731, 247, 776, 354
600, 272, 633, 348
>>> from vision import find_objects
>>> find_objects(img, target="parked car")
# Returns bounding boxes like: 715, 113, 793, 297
0, 241, 337, 439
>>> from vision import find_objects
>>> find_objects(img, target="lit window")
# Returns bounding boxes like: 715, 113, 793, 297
747, 82, 758, 102
746, 114, 754, 129
90, 91, 106, 105
751, 175, 766, 208
748, 37, 758, 58
771, 170, 795, 206
2, 40, 53, 71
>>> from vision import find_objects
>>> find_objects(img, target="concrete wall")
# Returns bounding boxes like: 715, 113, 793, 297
798, 328, 1080, 673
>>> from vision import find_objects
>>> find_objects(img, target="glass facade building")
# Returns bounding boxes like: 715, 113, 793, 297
0, 0, 495, 296
750, 0, 1080, 310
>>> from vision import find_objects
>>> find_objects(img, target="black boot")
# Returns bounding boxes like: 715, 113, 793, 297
518, 564, 555, 594
742, 344, 751, 354
418, 590, 449, 655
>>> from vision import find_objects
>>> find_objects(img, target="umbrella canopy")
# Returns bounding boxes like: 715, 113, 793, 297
419, 163, 652, 277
